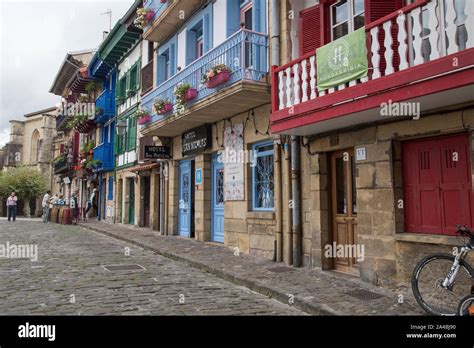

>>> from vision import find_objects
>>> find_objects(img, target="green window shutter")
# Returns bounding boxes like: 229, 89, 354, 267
128, 116, 137, 151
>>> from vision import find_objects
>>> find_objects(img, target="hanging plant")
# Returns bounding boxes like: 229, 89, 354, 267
153, 97, 173, 115
173, 82, 197, 114
201, 64, 231, 88
134, 8, 155, 29
137, 108, 151, 125
85, 80, 101, 94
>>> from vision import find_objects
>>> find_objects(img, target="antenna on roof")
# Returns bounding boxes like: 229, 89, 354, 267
101, 9, 112, 32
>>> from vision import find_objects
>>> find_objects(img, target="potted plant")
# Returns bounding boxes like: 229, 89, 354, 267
116, 95, 126, 105
160, 0, 167, 3
137, 108, 151, 125
134, 8, 155, 29
173, 82, 197, 114
95, 107, 104, 116
201, 64, 231, 88
153, 97, 173, 115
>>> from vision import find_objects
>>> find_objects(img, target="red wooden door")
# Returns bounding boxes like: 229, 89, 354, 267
402, 134, 472, 236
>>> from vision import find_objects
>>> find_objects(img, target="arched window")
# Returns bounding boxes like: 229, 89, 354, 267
31, 130, 41, 164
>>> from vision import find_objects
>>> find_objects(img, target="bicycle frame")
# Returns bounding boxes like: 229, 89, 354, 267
442, 245, 472, 289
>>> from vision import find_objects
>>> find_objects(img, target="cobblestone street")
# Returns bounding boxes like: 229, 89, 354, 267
0, 220, 303, 315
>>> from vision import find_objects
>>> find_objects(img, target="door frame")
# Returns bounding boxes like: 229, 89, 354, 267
128, 177, 135, 225
329, 148, 359, 275
178, 159, 194, 238
211, 153, 225, 243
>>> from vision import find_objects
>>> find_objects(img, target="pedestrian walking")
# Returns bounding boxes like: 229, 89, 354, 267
70, 191, 79, 225
42, 190, 52, 223
6, 191, 18, 222
85, 188, 97, 219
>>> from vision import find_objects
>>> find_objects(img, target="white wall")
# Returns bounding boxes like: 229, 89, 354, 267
290, 0, 319, 59
213, 0, 227, 47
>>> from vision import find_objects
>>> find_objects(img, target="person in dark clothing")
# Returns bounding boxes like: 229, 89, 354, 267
70, 191, 79, 224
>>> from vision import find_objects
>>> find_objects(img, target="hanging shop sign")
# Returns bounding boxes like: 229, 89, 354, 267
317, 27, 368, 91
224, 123, 244, 201
144, 146, 171, 160
182, 124, 211, 157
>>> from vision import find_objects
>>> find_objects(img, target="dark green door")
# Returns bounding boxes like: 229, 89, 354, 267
128, 178, 135, 225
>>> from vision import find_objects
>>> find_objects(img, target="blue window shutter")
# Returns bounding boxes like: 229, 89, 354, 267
186, 30, 197, 66
156, 55, 167, 85
170, 43, 176, 75
253, 0, 267, 34
203, 6, 213, 53
226, 0, 240, 37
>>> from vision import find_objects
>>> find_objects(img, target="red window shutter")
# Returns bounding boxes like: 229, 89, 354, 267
60, 144, 65, 154
365, 0, 404, 75
73, 130, 80, 165
402, 134, 472, 236
299, 4, 328, 56
365, 0, 404, 24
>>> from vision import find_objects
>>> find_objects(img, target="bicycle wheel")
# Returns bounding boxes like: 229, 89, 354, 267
412, 253, 474, 316
458, 294, 474, 316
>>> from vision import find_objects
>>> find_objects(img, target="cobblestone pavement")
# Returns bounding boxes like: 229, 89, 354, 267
81, 221, 425, 315
0, 220, 304, 315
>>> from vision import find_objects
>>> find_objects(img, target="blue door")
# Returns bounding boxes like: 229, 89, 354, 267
178, 160, 192, 237
211, 154, 225, 243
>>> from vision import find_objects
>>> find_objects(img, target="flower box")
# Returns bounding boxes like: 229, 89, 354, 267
157, 103, 173, 115
145, 10, 155, 21
185, 88, 197, 101
206, 71, 230, 88
138, 114, 151, 125
160, 0, 167, 3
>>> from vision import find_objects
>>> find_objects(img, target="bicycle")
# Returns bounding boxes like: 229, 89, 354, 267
458, 294, 474, 316
411, 225, 474, 316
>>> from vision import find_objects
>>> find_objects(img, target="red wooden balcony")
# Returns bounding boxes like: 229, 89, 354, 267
271, 0, 474, 135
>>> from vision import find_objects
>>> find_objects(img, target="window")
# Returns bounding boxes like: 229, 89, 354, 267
330, 0, 364, 41
252, 141, 275, 211
127, 115, 137, 152
108, 177, 114, 200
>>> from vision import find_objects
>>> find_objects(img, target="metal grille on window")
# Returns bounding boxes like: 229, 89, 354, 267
182, 174, 189, 207
255, 154, 274, 209
216, 169, 224, 205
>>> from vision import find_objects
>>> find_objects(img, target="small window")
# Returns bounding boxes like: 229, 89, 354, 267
252, 141, 275, 211
330, 0, 365, 41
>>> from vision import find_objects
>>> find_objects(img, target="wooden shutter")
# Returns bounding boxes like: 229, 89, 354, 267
402, 134, 472, 236
365, 0, 404, 74
299, 4, 328, 55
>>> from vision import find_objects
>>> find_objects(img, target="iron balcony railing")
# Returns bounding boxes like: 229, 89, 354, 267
141, 29, 268, 121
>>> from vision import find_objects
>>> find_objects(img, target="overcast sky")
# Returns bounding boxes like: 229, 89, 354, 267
0, 0, 134, 147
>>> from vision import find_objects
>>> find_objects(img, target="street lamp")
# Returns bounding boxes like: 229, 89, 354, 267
116, 119, 127, 136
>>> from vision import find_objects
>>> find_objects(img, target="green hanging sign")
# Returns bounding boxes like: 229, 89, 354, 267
316, 28, 368, 91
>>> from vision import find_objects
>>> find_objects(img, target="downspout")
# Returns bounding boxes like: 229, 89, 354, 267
291, 135, 302, 267
284, 140, 293, 265
274, 140, 282, 262
271, 0, 282, 262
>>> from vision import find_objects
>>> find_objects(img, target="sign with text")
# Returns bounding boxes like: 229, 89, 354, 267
182, 125, 212, 157
224, 123, 244, 201
317, 28, 368, 91
144, 146, 171, 160
195, 168, 203, 185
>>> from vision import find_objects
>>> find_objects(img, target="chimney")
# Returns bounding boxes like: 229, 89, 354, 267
103, 31, 109, 41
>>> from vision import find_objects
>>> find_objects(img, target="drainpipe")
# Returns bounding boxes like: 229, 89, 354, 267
291, 135, 302, 267
160, 162, 165, 235
283, 140, 293, 265
270, 0, 280, 68
274, 140, 283, 262
271, 0, 282, 262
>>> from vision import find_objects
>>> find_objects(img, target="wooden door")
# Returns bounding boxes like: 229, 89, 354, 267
330, 149, 359, 275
